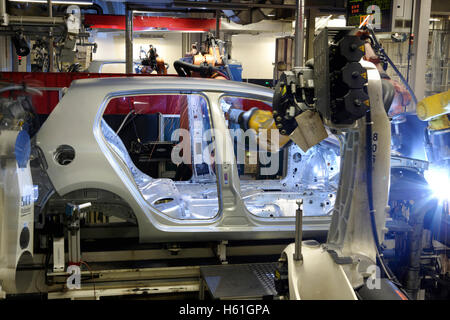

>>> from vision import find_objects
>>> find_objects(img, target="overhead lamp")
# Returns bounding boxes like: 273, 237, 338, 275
8, 0, 93, 5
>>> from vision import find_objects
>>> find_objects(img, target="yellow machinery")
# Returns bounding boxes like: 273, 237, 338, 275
418, 90, 450, 202
416, 90, 450, 131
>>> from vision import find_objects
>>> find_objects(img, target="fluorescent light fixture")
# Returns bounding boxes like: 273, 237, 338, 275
137, 29, 206, 33
9, 0, 93, 5
429, 18, 440, 22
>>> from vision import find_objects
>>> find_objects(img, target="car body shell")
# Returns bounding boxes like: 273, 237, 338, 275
36, 77, 333, 243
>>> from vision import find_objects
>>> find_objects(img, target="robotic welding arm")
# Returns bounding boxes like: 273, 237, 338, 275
272, 27, 404, 299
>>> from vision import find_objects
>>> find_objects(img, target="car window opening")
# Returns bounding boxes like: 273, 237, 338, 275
221, 96, 340, 218
101, 93, 219, 221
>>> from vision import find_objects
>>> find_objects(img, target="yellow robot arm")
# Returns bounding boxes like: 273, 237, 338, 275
416, 90, 450, 130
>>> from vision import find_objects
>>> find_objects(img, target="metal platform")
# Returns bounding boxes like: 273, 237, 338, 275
199, 262, 278, 300
6, 240, 288, 299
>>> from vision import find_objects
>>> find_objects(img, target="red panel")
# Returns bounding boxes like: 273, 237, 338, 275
241, 99, 272, 111
0, 72, 265, 116
84, 14, 217, 32
0, 72, 172, 114
104, 95, 188, 115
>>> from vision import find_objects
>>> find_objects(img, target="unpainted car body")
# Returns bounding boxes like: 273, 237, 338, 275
35, 77, 338, 243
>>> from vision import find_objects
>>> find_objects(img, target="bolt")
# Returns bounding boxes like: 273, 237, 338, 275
277, 123, 283, 129
352, 71, 359, 78
276, 116, 282, 122
280, 129, 286, 135
354, 99, 362, 107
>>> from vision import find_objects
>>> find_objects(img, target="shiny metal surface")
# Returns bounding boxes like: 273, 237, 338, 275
36, 77, 334, 243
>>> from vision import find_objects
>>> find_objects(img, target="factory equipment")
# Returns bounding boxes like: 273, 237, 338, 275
0, 86, 39, 296
347, 0, 414, 33
418, 90, 450, 170
139, 45, 168, 75
419, 90, 450, 244
271, 26, 411, 299
174, 34, 243, 81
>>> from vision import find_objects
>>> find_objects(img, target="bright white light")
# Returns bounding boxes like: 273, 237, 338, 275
424, 166, 450, 201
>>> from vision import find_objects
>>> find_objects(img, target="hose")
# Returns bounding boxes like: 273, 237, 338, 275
173, 60, 229, 79
366, 26, 418, 105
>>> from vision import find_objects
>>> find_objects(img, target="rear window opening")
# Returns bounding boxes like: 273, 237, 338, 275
100, 93, 219, 221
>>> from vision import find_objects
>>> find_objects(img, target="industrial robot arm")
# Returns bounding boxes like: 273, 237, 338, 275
417, 90, 450, 201
272, 27, 406, 300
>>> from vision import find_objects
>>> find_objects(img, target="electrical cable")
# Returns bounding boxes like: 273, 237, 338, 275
366, 25, 418, 105
115, 109, 135, 136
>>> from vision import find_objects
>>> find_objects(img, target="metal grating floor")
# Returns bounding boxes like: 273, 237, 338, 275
200, 262, 277, 299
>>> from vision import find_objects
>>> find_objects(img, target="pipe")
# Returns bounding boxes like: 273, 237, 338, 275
48, 0, 54, 72
389, 168, 438, 299
125, 6, 133, 74
405, 197, 437, 299
294, 0, 304, 68
215, 10, 220, 39
1, 0, 63, 26
293, 200, 303, 261
0, 84, 42, 95
0, 0, 7, 26
48, 0, 52, 17
8, 16, 64, 25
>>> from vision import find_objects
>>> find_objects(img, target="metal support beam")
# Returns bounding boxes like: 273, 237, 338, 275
181, 32, 190, 57
215, 10, 220, 39
48, 0, 53, 18
26, 37, 31, 72
48, 0, 54, 72
294, 0, 305, 67
125, 6, 134, 74
410, 0, 432, 101
224, 32, 232, 57
7, 16, 64, 25
173, 1, 296, 10
0, 0, 7, 26
306, 8, 317, 61
0, 35, 11, 71
11, 36, 18, 71
294, 200, 303, 261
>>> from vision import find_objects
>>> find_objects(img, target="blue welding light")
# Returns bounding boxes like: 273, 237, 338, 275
424, 166, 450, 202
